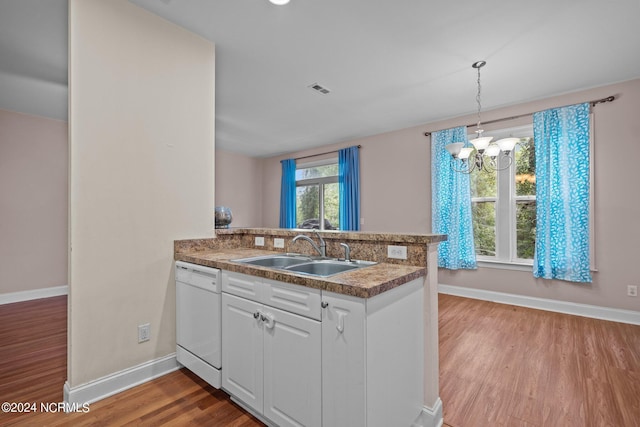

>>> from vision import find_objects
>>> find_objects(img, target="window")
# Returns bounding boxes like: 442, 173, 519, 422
470, 125, 536, 265
295, 160, 339, 230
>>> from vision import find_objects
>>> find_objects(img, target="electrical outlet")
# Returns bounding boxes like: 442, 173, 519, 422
138, 323, 150, 343
255, 236, 265, 246
274, 238, 285, 249
628, 285, 638, 297
387, 245, 407, 260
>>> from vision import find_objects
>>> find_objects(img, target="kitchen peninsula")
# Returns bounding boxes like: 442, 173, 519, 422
174, 228, 445, 427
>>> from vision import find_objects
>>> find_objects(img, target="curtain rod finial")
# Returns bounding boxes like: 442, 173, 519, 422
591, 95, 615, 106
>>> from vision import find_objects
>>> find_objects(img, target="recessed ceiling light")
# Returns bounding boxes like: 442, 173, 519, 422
269, 0, 290, 5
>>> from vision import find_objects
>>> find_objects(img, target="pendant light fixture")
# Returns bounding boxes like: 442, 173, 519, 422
445, 61, 519, 174
269, 0, 290, 5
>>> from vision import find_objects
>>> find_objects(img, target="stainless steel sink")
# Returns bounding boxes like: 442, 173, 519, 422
286, 260, 361, 277
233, 254, 377, 277
233, 254, 312, 268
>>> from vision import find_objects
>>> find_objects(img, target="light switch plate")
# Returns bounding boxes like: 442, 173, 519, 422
387, 245, 407, 260
255, 236, 265, 246
274, 238, 285, 248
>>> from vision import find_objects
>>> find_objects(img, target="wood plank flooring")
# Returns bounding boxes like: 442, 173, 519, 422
0, 296, 263, 427
0, 296, 66, 408
2, 293, 639, 426
439, 294, 640, 427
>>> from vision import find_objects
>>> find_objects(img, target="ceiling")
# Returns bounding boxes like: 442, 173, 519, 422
2, 0, 640, 157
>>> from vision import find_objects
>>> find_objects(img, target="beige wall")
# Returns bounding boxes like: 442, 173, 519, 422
256, 79, 640, 312
215, 149, 263, 227
435, 79, 640, 312
68, 0, 215, 387
0, 109, 68, 295
261, 126, 431, 233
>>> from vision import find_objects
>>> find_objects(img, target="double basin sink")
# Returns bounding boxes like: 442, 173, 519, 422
233, 254, 376, 277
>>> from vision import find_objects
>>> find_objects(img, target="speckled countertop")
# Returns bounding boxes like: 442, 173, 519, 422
176, 248, 427, 298
175, 247, 427, 299
174, 228, 446, 298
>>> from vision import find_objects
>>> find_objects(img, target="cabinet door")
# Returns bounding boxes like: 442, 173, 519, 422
321, 292, 366, 427
263, 306, 321, 427
222, 293, 264, 413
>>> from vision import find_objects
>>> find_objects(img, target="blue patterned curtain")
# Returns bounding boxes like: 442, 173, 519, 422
339, 146, 360, 231
279, 159, 296, 228
431, 127, 477, 269
533, 103, 591, 282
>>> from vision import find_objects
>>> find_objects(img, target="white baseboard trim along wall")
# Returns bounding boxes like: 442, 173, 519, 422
413, 398, 443, 427
0, 285, 68, 305
64, 354, 180, 405
439, 284, 640, 326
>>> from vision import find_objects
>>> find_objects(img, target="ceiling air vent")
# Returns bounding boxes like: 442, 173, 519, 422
307, 83, 331, 95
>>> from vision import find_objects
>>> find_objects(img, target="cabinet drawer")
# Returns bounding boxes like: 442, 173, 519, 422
262, 278, 321, 320
222, 271, 262, 302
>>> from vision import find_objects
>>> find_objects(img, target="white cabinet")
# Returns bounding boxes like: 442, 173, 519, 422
222, 272, 321, 427
222, 270, 424, 427
221, 293, 263, 413
321, 293, 366, 427
322, 278, 425, 427
263, 304, 321, 427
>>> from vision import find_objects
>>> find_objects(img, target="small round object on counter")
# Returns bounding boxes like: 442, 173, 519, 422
214, 206, 233, 229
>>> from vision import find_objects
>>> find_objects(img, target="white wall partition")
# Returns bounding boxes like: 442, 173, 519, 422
68, 0, 215, 390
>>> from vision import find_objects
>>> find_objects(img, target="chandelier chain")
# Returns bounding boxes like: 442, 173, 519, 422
476, 65, 482, 131
443, 60, 520, 174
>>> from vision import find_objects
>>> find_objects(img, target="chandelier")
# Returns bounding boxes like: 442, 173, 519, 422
445, 61, 519, 173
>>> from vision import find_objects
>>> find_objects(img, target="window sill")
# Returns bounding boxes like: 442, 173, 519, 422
476, 259, 599, 273
476, 259, 533, 272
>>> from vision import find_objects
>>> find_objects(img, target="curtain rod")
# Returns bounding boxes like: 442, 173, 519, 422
422, 95, 615, 137
292, 145, 362, 161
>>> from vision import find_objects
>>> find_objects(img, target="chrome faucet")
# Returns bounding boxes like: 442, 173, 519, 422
340, 243, 351, 262
292, 230, 326, 257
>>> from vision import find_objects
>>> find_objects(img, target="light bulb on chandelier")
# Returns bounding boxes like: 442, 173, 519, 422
445, 61, 519, 174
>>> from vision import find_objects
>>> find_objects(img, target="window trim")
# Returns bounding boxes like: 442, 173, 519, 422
472, 121, 597, 271
295, 157, 339, 230
472, 125, 535, 266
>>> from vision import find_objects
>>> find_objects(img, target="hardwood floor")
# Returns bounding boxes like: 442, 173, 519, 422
0, 296, 66, 408
439, 294, 640, 427
2, 294, 639, 426
0, 296, 263, 427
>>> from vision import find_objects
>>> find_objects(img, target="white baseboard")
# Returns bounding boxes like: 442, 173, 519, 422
64, 354, 180, 405
439, 284, 640, 325
0, 285, 68, 305
413, 398, 443, 427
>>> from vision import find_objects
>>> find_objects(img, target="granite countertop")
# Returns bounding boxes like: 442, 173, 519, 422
175, 247, 427, 299
215, 227, 447, 244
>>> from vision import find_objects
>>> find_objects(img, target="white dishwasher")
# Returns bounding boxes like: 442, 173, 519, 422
175, 261, 222, 388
